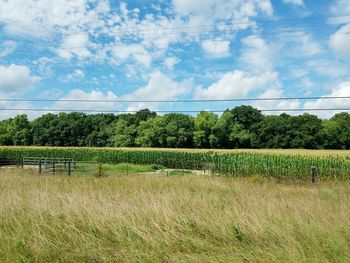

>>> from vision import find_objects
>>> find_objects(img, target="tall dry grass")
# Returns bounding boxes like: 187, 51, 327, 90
0, 169, 349, 262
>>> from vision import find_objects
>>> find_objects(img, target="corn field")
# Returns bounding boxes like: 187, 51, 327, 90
1, 147, 350, 179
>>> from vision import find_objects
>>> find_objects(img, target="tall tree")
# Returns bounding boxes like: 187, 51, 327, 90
211, 110, 233, 148
322, 112, 350, 149
163, 113, 194, 148
193, 111, 218, 148
135, 116, 167, 147
289, 113, 322, 149
256, 114, 292, 148
111, 119, 137, 147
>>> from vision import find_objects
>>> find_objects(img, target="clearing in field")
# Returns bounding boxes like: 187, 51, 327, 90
0, 169, 349, 262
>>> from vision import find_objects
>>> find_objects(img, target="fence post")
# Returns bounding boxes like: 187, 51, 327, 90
21, 157, 24, 168
311, 166, 318, 184
52, 160, 55, 174
39, 159, 42, 174
127, 163, 129, 176
68, 161, 71, 176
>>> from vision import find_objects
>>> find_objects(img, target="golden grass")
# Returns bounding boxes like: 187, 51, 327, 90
0, 169, 349, 262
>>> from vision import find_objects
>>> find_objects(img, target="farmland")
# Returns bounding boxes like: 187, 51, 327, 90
1, 147, 350, 262
0, 169, 349, 262
1, 146, 350, 179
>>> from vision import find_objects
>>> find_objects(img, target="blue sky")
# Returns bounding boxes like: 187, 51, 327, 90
0, 0, 350, 119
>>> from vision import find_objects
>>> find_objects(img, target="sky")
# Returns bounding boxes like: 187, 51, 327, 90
0, 0, 350, 119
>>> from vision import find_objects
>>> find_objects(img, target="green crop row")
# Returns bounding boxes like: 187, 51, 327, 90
1, 147, 350, 179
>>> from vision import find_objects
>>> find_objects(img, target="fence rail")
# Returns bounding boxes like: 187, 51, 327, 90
20, 157, 99, 175
0, 158, 20, 166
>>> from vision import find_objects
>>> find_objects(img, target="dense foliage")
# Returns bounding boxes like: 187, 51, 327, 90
1, 106, 350, 149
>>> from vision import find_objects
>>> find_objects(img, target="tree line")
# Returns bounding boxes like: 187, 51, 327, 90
1, 106, 350, 149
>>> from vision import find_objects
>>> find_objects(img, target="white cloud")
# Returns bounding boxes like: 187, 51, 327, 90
0, 101, 35, 120
172, 0, 214, 16
0, 41, 17, 57
331, 0, 350, 17
123, 71, 192, 111
110, 43, 152, 67
240, 35, 272, 71
56, 34, 91, 60
0, 63, 40, 119
304, 81, 350, 118
282, 0, 304, 6
306, 59, 349, 77
0, 0, 276, 67
39, 88, 63, 99
281, 32, 322, 57
32, 57, 56, 78
253, 88, 301, 115
51, 71, 193, 113
63, 69, 85, 82
0, 64, 40, 96
172, 0, 273, 18
329, 1, 350, 60
53, 89, 119, 112
329, 24, 350, 59
164, 57, 179, 70
202, 40, 230, 58
194, 70, 278, 99
0, 0, 109, 37
288, 68, 308, 79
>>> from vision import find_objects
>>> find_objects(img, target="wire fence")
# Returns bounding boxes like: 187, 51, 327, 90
20, 157, 99, 176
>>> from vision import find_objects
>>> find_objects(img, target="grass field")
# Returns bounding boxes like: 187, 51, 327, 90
1, 169, 349, 262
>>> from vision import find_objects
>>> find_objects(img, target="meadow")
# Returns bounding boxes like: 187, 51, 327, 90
0, 169, 349, 262
1, 147, 350, 262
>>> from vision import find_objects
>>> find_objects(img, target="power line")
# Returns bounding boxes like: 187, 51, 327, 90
1, 96, 350, 103
0, 108, 349, 113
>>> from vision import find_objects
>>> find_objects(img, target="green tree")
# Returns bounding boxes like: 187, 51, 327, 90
322, 112, 350, 149
7, 115, 32, 146
229, 123, 255, 148
86, 114, 117, 147
135, 116, 167, 147
0, 119, 12, 145
289, 113, 322, 149
193, 112, 218, 148
230, 105, 263, 131
111, 119, 137, 147
255, 114, 292, 148
163, 114, 194, 148
211, 110, 233, 148
32, 113, 60, 146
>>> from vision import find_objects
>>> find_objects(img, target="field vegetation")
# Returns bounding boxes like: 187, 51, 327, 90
1, 146, 350, 179
0, 169, 349, 262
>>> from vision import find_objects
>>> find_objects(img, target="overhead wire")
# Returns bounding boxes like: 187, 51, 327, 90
0, 108, 349, 113
0, 96, 350, 103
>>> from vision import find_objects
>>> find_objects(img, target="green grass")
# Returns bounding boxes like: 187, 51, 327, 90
44, 163, 165, 176
0, 169, 349, 262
